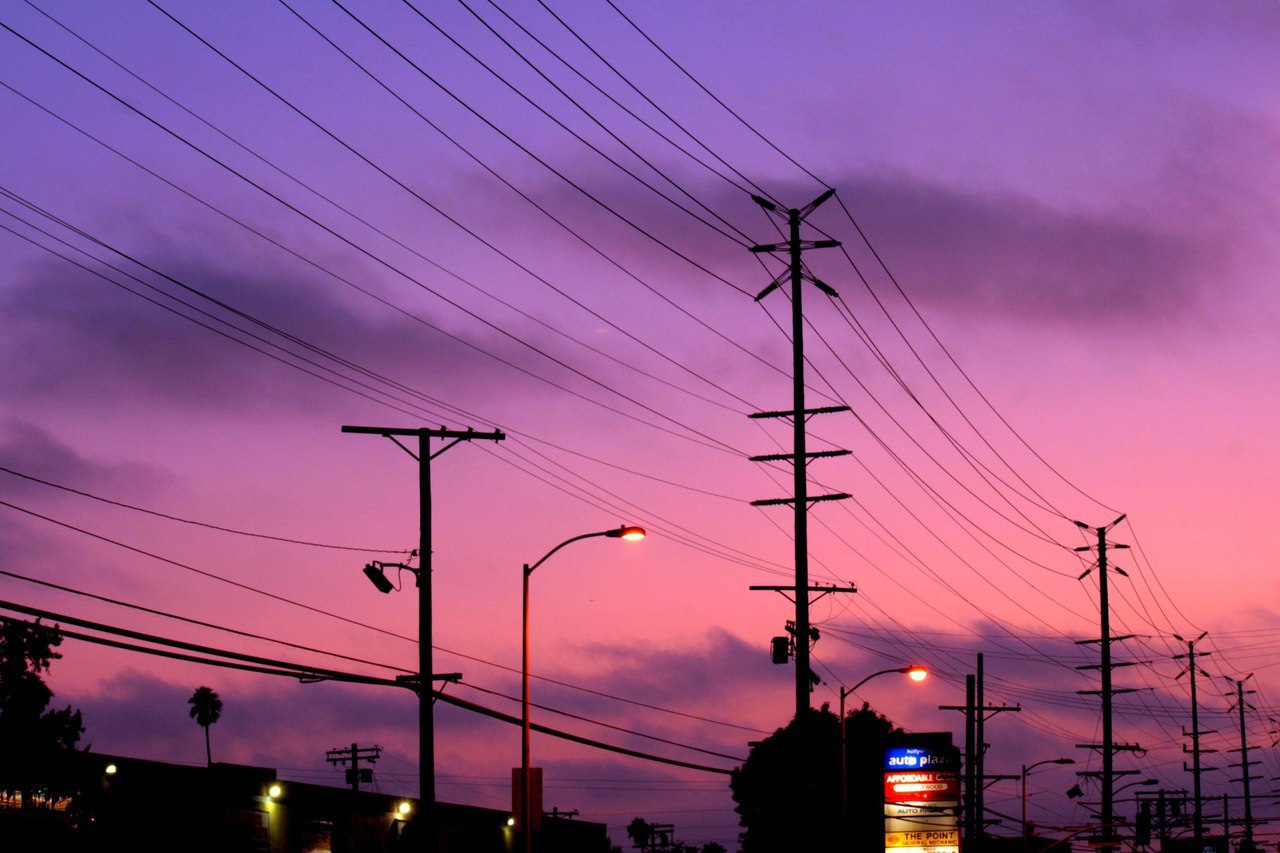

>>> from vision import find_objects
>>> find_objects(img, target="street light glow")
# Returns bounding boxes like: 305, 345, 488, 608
906, 666, 928, 682
607, 525, 646, 541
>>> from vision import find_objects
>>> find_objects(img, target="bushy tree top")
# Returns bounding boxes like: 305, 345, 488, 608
0, 619, 85, 786
730, 702, 901, 852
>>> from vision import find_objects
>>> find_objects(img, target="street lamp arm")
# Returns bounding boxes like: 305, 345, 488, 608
1025, 758, 1075, 776
843, 666, 924, 698
525, 526, 641, 575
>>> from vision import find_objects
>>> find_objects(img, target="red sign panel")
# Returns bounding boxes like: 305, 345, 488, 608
883, 771, 960, 803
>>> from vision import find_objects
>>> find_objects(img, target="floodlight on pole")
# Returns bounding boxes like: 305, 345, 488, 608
521, 525, 645, 853
363, 562, 400, 594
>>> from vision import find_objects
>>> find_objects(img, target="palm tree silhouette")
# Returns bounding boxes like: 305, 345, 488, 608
188, 686, 223, 766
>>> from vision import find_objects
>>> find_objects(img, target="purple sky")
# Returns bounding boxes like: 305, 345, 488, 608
2, 1, 1279, 849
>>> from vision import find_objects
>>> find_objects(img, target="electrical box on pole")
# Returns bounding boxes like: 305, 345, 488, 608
326, 742, 382, 792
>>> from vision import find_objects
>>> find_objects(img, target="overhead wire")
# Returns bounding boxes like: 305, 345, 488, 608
475, 0, 764, 200
0, 465, 407, 554
0, 610, 735, 774
407, 0, 755, 246
309, 0, 752, 298
601, 0, 826, 189
0, 497, 417, 644
267, 0, 771, 409
0, 567, 414, 675
0, 19, 750, 456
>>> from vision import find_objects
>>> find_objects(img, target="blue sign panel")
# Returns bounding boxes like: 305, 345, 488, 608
884, 746, 957, 771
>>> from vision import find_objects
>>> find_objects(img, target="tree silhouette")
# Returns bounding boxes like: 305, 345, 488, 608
187, 686, 223, 765
626, 817, 653, 850
730, 702, 901, 852
0, 619, 84, 803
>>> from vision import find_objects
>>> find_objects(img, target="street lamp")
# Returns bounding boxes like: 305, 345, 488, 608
839, 666, 928, 813
521, 525, 645, 853
1115, 778, 1158, 796
1079, 778, 1157, 842
1022, 758, 1073, 853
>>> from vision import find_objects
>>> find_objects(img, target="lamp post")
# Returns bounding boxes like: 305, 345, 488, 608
521, 525, 644, 853
1079, 778, 1157, 842
1022, 758, 1073, 853
839, 665, 928, 813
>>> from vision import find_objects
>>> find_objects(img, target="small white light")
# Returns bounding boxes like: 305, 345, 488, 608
104, 764, 118, 776
398, 802, 412, 815
268, 784, 283, 798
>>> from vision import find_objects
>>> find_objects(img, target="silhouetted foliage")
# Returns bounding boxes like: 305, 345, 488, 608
188, 685, 223, 765
730, 701, 901, 852
626, 817, 653, 849
0, 619, 85, 801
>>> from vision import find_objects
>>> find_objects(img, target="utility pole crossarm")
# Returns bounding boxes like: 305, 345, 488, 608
750, 493, 852, 507
749, 405, 851, 419
341, 425, 506, 441
749, 449, 851, 463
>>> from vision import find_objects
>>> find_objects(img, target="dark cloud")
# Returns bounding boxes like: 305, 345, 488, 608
559, 628, 786, 725
0, 419, 170, 496
0, 220, 520, 419
830, 171, 1212, 325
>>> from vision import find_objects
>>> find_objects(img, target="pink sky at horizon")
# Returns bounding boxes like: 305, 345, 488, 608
3, 1, 1279, 849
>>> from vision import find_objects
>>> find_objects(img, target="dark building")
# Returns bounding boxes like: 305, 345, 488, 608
0, 752, 608, 853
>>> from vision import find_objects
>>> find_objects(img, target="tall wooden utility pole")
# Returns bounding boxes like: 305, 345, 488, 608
1228, 676, 1260, 853
342, 425, 505, 853
1073, 516, 1142, 852
1174, 631, 1212, 841
748, 190, 851, 718
941, 653, 1018, 852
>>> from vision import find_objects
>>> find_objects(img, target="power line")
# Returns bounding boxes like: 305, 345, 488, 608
0, 567, 414, 675
0, 465, 407, 554
0, 497, 417, 644
457, 680, 745, 763
0, 609, 735, 774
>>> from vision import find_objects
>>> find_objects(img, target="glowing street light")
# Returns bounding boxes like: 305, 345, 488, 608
839, 666, 929, 812
520, 525, 644, 853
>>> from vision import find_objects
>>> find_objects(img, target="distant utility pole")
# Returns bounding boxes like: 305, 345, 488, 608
1072, 516, 1142, 852
747, 189, 850, 719
940, 653, 1018, 852
342, 424, 505, 853
1227, 676, 1261, 853
327, 742, 382, 791
1174, 631, 1213, 841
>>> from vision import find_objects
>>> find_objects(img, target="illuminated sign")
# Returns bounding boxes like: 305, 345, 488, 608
883, 771, 960, 803
886, 813, 959, 834
885, 828, 961, 849
885, 747, 954, 770
884, 734, 960, 853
